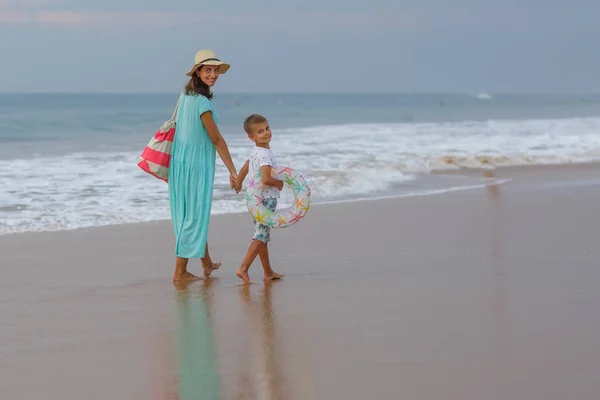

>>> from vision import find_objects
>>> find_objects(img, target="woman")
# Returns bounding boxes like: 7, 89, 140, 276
169, 49, 238, 282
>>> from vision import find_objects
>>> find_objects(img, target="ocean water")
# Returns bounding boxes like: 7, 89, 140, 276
1, 92, 600, 235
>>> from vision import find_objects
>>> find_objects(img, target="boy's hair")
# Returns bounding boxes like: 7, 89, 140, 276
243, 114, 268, 135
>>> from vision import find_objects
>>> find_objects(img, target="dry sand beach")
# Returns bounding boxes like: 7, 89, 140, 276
1, 165, 600, 399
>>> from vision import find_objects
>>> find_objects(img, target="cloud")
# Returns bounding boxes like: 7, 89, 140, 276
20, 9, 414, 33
22, 0, 63, 5
0, 0, 62, 7
35, 11, 182, 26
1, 10, 207, 26
0, 0, 63, 23
0, 11, 28, 22
5, 6, 598, 34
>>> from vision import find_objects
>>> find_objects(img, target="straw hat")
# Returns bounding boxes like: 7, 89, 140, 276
186, 49, 230, 76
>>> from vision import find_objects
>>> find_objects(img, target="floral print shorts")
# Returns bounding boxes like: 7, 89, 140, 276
253, 198, 277, 244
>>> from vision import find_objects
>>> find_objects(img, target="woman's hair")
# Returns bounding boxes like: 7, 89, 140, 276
184, 68, 213, 99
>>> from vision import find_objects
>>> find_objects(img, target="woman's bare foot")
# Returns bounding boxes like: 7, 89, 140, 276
172, 271, 201, 282
264, 272, 284, 281
202, 261, 221, 277
236, 269, 251, 285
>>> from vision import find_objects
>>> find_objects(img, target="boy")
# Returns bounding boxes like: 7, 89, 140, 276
234, 114, 285, 284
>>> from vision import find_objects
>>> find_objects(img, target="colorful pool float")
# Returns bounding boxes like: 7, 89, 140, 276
245, 166, 311, 228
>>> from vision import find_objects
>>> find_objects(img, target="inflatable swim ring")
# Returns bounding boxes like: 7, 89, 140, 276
245, 166, 311, 228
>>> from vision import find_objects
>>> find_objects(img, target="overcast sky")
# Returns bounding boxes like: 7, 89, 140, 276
1, 0, 599, 93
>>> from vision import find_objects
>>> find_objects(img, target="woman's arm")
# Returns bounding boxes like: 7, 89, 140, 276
201, 111, 237, 178
260, 165, 284, 190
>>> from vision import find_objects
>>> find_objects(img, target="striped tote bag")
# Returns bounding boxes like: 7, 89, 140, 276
137, 94, 181, 182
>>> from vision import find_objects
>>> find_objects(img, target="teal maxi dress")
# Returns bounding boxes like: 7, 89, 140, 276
169, 94, 217, 258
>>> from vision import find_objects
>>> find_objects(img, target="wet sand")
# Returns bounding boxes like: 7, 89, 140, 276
1, 165, 600, 399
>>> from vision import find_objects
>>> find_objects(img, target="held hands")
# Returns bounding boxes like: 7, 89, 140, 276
233, 175, 243, 194
229, 171, 239, 192
232, 160, 249, 194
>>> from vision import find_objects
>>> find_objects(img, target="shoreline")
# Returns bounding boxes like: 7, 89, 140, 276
0, 177, 507, 238
3, 160, 600, 237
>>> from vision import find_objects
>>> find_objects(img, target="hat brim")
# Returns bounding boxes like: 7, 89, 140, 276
186, 61, 230, 76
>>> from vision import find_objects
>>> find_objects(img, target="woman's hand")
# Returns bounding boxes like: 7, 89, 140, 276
229, 171, 238, 190
232, 160, 249, 194
233, 177, 243, 193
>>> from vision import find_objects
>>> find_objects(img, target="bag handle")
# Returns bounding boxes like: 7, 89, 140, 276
170, 92, 183, 121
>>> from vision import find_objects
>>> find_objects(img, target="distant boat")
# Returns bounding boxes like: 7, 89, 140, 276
476, 92, 493, 100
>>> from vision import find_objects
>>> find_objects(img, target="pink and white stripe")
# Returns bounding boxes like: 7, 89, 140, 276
137, 96, 180, 182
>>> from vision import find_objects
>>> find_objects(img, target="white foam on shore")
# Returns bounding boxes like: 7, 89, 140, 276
1, 116, 600, 234
0, 178, 510, 236
316, 179, 511, 206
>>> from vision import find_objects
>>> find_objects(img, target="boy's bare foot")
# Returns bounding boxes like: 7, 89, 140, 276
264, 272, 284, 281
236, 269, 251, 285
172, 271, 201, 282
202, 261, 222, 277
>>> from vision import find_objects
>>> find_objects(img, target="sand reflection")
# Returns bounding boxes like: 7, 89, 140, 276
485, 169, 511, 400
171, 276, 317, 399
173, 278, 221, 400
234, 282, 288, 400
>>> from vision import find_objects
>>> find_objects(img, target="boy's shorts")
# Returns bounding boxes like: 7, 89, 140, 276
253, 198, 277, 244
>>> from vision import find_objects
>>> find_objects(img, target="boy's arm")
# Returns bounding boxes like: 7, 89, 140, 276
234, 160, 250, 193
238, 159, 250, 181
260, 165, 284, 191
